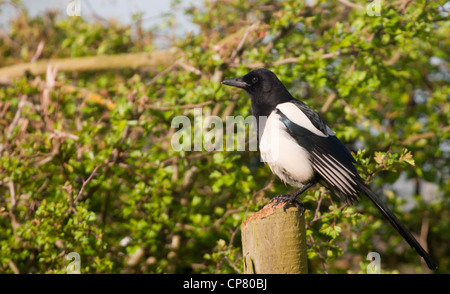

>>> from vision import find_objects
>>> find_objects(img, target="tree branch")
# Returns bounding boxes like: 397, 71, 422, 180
338, 0, 364, 10
0, 50, 179, 81
73, 165, 102, 204
402, 126, 450, 145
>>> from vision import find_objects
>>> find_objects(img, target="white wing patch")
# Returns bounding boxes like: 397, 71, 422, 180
276, 102, 335, 137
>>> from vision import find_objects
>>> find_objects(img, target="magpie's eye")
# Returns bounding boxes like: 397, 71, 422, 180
252, 77, 258, 83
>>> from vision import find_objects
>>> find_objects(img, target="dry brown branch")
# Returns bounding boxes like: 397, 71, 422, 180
127, 247, 145, 267
31, 40, 45, 62
73, 165, 102, 204
238, 50, 343, 69
331, 87, 360, 118
177, 60, 203, 76
146, 61, 179, 86
0, 50, 179, 81
8, 259, 20, 274
0, 178, 22, 243
6, 95, 27, 138
41, 64, 58, 130
308, 234, 328, 273
160, 150, 217, 166
212, 21, 266, 60
228, 22, 260, 62
319, 92, 337, 114
215, 225, 242, 274
402, 126, 450, 145
146, 59, 203, 86
146, 100, 213, 111
420, 214, 430, 253
338, 0, 364, 10
392, 0, 413, 14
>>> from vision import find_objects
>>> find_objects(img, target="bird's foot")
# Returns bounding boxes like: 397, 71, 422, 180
270, 194, 305, 215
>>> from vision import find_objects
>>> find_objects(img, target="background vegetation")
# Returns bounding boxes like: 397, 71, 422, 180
0, 0, 448, 274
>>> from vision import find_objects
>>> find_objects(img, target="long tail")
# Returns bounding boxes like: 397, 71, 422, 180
357, 182, 437, 270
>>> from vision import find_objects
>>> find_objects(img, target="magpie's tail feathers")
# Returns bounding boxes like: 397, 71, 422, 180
357, 181, 438, 271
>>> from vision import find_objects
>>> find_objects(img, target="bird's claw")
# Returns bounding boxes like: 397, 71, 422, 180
270, 194, 305, 215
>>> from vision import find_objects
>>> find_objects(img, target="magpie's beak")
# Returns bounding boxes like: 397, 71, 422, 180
221, 77, 249, 89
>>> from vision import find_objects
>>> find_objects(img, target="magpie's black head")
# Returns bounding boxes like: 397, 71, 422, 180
221, 68, 292, 112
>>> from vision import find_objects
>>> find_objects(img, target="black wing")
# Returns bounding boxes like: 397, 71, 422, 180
276, 108, 360, 204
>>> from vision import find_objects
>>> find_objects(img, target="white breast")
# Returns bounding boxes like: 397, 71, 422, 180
259, 111, 314, 187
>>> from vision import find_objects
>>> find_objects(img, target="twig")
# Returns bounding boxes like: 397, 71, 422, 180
0, 51, 178, 80
308, 234, 328, 274
331, 86, 360, 119
228, 23, 259, 62
226, 226, 242, 273
146, 61, 179, 86
177, 60, 203, 76
252, 178, 275, 200
6, 95, 26, 138
310, 188, 326, 225
146, 58, 203, 86
431, 16, 450, 22
223, 255, 241, 274
7, 178, 20, 233
402, 125, 450, 145
73, 165, 101, 204
238, 50, 343, 68
385, 50, 402, 66
338, 0, 364, 10
146, 100, 213, 111
263, 23, 295, 53
419, 213, 430, 255
397, 0, 413, 14
309, 203, 348, 226
31, 40, 45, 62
319, 92, 337, 114
50, 129, 80, 141
211, 208, 245, 229
215, 225, 242, 274
8, 259, 20, 274
41, 64, 58, 131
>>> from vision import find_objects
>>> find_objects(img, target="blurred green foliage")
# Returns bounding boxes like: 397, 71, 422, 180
0, 0, 449, 274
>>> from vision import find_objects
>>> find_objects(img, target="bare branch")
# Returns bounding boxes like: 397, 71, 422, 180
146, 61, 179, 86
228, 22, 260, 62
177, 60, 203, 76
0, 50, 179, 80
319, 92, 337, 114
237, 50, 343, 68
402, 126, 450, 145
30, 39, 45, 62
6, 95, 27, 138
338, 0, 364, 10
146, 100, 213, 111
8, 259, 20, 274
74, 165, 102, 204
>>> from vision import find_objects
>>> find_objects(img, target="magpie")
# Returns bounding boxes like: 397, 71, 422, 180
221, 68, 437, 271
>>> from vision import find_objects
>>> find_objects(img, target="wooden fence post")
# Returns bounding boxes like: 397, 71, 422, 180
241, 203, 308, 274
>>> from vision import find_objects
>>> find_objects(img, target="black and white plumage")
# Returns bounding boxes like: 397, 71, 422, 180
221, 68, 437, 271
